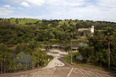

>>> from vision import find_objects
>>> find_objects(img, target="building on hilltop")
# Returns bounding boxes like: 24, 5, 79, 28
78, 26, 94, 33
91, 26, 94, 33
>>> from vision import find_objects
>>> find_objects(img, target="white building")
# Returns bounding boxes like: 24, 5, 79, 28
78, 26, 94, 33
91, 26, 94, 33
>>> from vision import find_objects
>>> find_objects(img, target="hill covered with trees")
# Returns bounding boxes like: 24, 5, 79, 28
0, 18, 116, 73
0, 18, 116, 46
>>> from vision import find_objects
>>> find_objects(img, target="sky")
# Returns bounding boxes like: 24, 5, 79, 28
0, 0, 116, 22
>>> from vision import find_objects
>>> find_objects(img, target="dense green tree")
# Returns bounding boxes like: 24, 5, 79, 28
17, 63, 23, 71
8, 59, 16, 72
32, 47, 47, 67
84, 27, 116, 69
0, 44, 12, 73
65, 46, 71, 53
78, 47, 94, 62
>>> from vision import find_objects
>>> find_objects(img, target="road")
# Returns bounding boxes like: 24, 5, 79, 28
0, 49, 115, 77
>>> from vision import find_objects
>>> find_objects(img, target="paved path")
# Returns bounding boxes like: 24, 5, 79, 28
0, 49, 115, 77
45, 49, 66, 68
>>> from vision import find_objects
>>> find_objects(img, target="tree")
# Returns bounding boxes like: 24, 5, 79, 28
87, 27, 116, 70
16, 54, 23, 60
8, 60, 16, 72
0, 52, 3, 73
23, 44, 29, 69
68, 25, 77, 64
103, 27, 115, 70
0, 44, 11, 73
15, 18, 19, 24
78, 47, 94, 62
17, 63, 23, 71
44, 41, 50, 51
32, 47, 47, 67
65, 46, 71, 54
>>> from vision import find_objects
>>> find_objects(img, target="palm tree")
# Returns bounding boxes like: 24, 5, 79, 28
0, 48, 11, 73
65, 46, 71, 54
16, 54, 23, 71
66, 25, 77, 64
3, 51, 11, 73
0, 44, 7, 73
0, 52, 3, 73
24, 47, 29, 69
24, 44, 32, 69
8, 58, 16, 72
103, 27, 114, 70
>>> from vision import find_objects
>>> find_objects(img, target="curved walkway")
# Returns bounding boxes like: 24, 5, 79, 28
44, 49, 67, 68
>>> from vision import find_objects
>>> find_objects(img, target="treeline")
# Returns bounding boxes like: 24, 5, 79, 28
0, 18, 116, 46
1, 18, 116, 29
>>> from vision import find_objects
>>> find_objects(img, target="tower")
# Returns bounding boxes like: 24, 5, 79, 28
91, 26, 94, 33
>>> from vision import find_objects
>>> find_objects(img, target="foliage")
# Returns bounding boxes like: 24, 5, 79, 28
8, 60, 16, 72
0, 18, 116, 46
78, 47, 94, 62
65, 46, 71, 53
0, 18, 116, 72
32, 47, 47, 67
17, 63, 23, 70
79, 27, 116, 70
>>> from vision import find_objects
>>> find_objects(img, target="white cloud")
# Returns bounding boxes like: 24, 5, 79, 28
4, 5, 11, 8
7, 0, 23, 4
41, 0, 116, 22
18, 7, 23, 9
0, 5, 14, 17
3, 5, 15, 9
0, 8, 13, 16
1, 0, 116, 22
20, 2, 30, 7
20, 0, 46, 7
25, 0, 45, 6
5, 0, 45, 7
98, 0, 116, 8
47, 0, 85, 7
